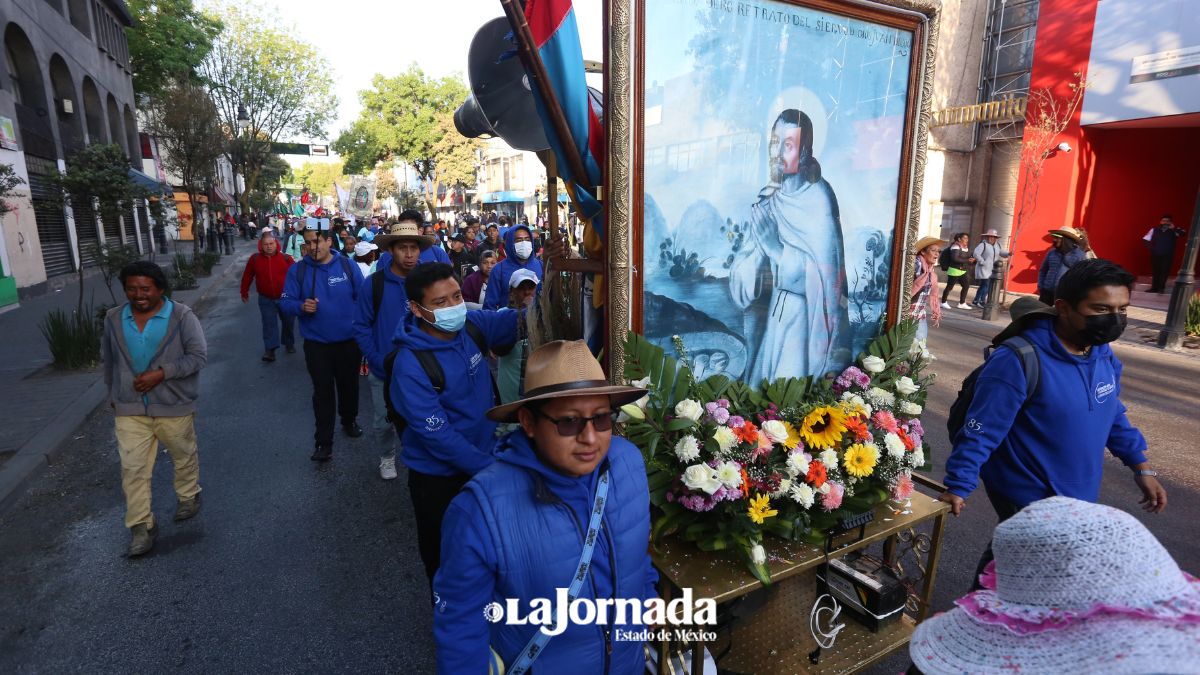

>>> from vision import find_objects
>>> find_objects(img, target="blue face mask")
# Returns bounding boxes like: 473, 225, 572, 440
418, 301, 467, 333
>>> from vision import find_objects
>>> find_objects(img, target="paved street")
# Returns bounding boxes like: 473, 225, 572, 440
2, 269, 1199, 674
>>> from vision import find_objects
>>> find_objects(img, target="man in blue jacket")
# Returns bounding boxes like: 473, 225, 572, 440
391, 262, 518, 585
940, 259, 1168, 580
483, 224, 543, 310
352, 220, 434, 480
281, 224, 365, 461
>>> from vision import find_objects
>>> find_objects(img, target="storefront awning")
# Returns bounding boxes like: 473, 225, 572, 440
480, 190, 527, 204
128, 168, 168, 195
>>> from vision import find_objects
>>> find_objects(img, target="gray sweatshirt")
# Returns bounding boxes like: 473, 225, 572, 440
102, 301, 208, 417
973, 241, 1011, 280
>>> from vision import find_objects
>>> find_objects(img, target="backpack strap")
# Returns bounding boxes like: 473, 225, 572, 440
338, 255, 359, 301
998, 335, 1040, 402
413, 349, 446, 393
464, 319, 502, 405
371, 270, 386, 318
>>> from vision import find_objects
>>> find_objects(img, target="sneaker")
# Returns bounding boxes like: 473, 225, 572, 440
262, 349, 276, 362
957, 303, 973, 309
379, 457, 398, 480
940, 301, 952, 309
311, 444, 333, 462
285, 345, 296, 354
343, 421, 364, 438
128, 522, 157, 557
174, 494, 201, 521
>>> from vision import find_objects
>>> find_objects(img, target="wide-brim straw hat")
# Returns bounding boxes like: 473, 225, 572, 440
982, 229, 1001, 238
909, 497, 1200, 675
1049, 226, 1085, 243
990, 296, 1057, 345
487, 340, 648, 422
915, 236, 944, 253
374, 220, 435, 250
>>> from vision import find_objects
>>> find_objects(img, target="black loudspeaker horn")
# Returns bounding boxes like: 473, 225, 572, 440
454, 17, 549, 152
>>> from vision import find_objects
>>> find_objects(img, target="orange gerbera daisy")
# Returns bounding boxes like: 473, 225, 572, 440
806, 460, 827, 488
898, 428, 916, 451
733, 420, 760, 444
844, 416, 872, 443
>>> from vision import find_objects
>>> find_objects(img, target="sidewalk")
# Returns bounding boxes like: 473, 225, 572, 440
0, 247, 253, 511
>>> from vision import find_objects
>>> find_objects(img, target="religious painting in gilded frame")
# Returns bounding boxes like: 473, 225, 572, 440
629, 0, 934, 385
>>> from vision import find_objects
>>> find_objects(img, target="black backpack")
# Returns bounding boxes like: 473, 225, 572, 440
946, 335, 1041, 440
381, 321, 492, 436
938, 246, 955, 271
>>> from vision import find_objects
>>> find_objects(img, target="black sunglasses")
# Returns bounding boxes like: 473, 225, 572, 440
533, 410, 617, 437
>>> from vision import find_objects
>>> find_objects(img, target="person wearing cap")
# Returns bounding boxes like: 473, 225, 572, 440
352, 221, 435, 481
447, 231, 477, 281
1036, 227, 1086, 305
240, 229, 296, 362
433, 340, 657, 674
911, 236, 943, 341
352, 240, 378, 278
483, 223, 544, 310
970, 229, 1011, 308
495, 269, 540, 405
1143, 213, 1186, 293
909, 496, 1199, 675
462, 250, 498, 310
940, 259, 1166, 585
281, 220, 366, 462
390, 262, 519, 585
478, 223, 502, 260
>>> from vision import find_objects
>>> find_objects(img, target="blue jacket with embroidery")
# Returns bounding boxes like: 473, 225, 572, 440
280, 251, 363, 343
433, 432, 658, 675
352, 266, 409, 379
390, 309, 518, 476
483, 225, 543, 310
944, 317, 1147, 507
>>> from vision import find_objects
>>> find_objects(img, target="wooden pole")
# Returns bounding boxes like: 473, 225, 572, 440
547, 152, 560, 240
498, 0, 591, 187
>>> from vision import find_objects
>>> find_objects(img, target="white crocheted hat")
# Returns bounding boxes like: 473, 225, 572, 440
910, 497, 1200, 675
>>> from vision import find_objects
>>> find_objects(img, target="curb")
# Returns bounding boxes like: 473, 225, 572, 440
0, 250, 250, 515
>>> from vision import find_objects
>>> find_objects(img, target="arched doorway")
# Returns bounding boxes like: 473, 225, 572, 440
105, 93, 122, 154
48, 54, 83, 158
81, 76, 103, 143
123, 104, 138, 168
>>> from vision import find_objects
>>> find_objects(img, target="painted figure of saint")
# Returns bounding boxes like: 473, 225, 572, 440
729, 109, 850, 384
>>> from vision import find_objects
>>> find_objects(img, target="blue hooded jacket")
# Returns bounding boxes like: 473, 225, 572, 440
433, 432, 658, 675
483, 225, 543, 310
351, 265, 409, 379
280, 250, 363, 343
390, 309, 518, 476
944, 317, 1147, 507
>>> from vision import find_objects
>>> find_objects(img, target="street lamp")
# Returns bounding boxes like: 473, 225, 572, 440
1158, 186, 1200, 350
234, 104, 250, 222
237, 104, 250, 131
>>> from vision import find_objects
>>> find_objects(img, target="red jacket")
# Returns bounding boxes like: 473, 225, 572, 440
240, 239, 294, 300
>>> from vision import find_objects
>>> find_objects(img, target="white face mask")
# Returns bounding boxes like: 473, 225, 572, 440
514, 240, 533, 259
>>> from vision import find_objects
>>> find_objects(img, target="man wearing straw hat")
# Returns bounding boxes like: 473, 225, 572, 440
1036, 226, 1086, 305
433, 340, 657, 674
352, 220, 435, 480
971, 229, 1011, 308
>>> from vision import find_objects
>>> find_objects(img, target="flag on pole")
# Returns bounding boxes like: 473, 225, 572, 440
524, 0, 604, 241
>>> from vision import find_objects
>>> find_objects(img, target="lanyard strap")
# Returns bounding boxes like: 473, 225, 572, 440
508, 469, 610, 675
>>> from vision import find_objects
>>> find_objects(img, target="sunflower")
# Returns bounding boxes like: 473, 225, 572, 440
799, 406, 848, 449
782, 421, 801, 450
843, 443, 879, 478
747, 493, 778, 525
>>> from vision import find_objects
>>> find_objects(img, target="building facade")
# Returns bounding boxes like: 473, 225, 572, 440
0, 0, 147, 305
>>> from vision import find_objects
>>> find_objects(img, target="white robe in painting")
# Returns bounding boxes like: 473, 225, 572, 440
729, 177, 849, 384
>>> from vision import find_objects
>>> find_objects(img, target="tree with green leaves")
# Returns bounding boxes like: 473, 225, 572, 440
125, 0, 222, 100
246, 154, 289, 211
199, 4, 336, 216
0, 163, 26, 220
293, 160, 347, 200
372, 164, 398, 203
333, 66, 480, 216
144, 82, 225, 259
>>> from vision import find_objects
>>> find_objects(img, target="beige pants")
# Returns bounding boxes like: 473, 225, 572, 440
115, 414, 201, 529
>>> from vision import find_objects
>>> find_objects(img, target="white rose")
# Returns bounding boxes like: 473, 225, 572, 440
819, 449, 840, 471
789, 482, 816, 508
773, 478, 792, 497
895, 376, 920, 396
868, 387, 896, 407
900, 401, 923, 416
750, 544, 766, 565
761, 420, 789, 445
682, 464, 721, 495
909, 448, 926, 468
674, 399, 704, 422
861, 355, 886, 374
674, 436, 701, 463
715, 461, 743, 489
883, 433, 906, 459
909, 338, 925, 357
712, 426, 737, 453
786, 452, 810, 478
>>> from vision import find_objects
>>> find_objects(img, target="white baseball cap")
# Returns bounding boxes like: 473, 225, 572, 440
353, 241, 378, 257
509, 268, 540, 289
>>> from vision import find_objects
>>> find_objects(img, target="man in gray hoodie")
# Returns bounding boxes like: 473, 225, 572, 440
102, 261, 208, 556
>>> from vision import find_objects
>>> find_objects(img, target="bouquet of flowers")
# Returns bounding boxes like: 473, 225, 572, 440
622, 321, 935, 583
